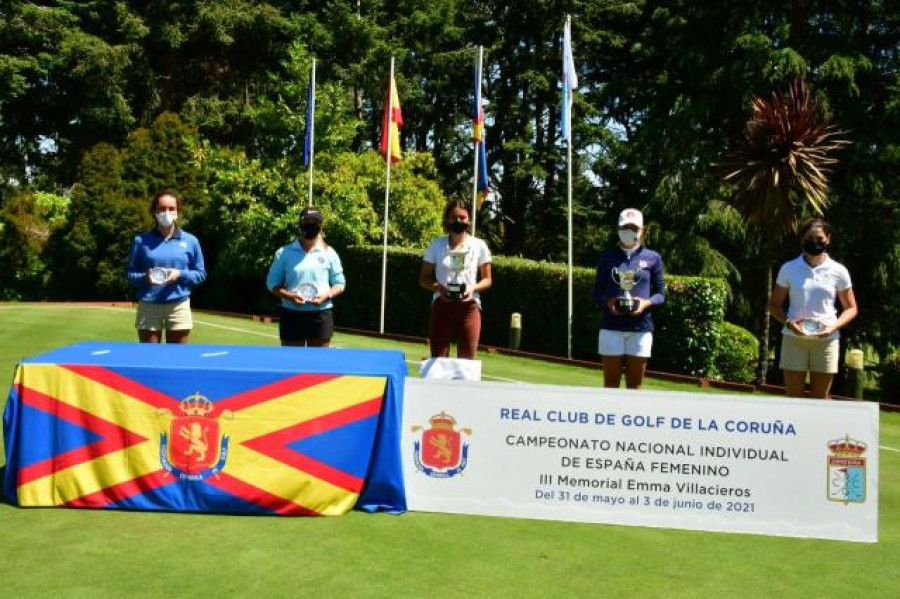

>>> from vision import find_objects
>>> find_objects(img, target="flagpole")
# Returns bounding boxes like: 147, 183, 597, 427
307, 58, 316, 207
567, 120, 574, 360
565, 15, 574, 360
471, 45, 483, 237
379, 57, 395, 335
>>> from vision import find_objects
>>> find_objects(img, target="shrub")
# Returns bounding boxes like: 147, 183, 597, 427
712, 322, 758, 384
335, 246, 732, 377
651, 276, 730, 377
0, 191, 70, 300
880, 352, 900, 402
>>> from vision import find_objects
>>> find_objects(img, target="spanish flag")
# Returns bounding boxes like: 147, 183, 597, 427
380, 75, 403, 163
473, 58, 490, 206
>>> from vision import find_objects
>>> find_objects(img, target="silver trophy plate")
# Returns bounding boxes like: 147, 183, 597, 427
800, 319, 825, 334
295, 282, 318, 301
149, 267, 168, 285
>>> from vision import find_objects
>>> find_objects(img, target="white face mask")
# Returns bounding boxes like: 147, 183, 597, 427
156, 211, 177, 228
618, 229, 639, 247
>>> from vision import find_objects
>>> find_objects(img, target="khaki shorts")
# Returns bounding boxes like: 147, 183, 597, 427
779, 334, 839, 374
135, 299, 193, 331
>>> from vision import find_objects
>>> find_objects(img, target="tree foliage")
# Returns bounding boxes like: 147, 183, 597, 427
1, 0, 899, 359
722, 79, 849, 234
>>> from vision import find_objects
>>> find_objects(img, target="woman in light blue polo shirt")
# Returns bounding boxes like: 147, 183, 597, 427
266, 207, 346, 347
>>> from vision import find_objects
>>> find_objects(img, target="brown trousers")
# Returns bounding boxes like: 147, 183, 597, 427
428, 300, 481, 359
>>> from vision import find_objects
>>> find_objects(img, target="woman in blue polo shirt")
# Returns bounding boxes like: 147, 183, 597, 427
126, 191, 207, 343
266, 207, 346, 347
591, 208, 665, 389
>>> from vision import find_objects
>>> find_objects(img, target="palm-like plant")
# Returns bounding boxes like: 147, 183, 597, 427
721, 79, 849, 383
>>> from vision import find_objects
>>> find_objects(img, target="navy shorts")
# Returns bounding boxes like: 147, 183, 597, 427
279, 308, 334, 342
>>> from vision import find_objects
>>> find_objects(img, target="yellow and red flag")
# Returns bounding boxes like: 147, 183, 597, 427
380, 75, 403, 163
473, 63, 490, 207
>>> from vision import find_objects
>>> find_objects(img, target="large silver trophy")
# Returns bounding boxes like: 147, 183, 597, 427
445, 249, 468, 301
611, 267, 642, 314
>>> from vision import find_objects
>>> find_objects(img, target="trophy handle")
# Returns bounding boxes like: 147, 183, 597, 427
610, 267, 621, 285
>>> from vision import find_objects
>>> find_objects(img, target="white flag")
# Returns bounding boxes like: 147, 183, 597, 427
561, 16, 578, 142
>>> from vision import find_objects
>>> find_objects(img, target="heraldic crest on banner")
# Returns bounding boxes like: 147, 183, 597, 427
826, 435, 867, 504
411, 412, 471, 478
157, 392, 232, 481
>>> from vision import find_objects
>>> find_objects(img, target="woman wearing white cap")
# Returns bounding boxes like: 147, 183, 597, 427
769, 218, 857, 398
591, 208, 665, 388
266, 207, 346, 347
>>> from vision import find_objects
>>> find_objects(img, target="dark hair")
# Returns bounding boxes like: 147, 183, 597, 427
150, 190, 181, 215
798, 218, 832, 239
442, 199, 471, 228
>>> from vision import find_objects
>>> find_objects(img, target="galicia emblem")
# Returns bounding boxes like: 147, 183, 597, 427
157, 393, 232, 481
411, 412, 471, 478
826, 435, 867, 504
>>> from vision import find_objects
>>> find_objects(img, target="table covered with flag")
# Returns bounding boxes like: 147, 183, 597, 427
3, 342, 407, 516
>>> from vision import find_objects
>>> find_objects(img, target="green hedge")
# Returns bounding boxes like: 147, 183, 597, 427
881, 352, 900, 402
712, 322, 758, 384
337, 245, 734, 377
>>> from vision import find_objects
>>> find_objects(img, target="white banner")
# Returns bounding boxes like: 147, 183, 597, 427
402, 379, 879, 542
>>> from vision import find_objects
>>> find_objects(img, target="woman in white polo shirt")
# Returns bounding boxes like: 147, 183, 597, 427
418, 199, 492, 359
770, 218, 857, 398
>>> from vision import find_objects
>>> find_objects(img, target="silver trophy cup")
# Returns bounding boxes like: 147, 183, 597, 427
611, 267, 642, 314
445, 249, 468, 301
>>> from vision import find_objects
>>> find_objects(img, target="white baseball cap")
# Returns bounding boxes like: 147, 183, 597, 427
618, 208, 643, 228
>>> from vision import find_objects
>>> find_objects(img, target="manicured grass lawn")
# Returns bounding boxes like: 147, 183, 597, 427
1, 303, 897, 597
0, 303, 707, 393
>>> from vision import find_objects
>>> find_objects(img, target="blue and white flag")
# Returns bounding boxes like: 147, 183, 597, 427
560, 17, 578, 142
302, 66, 315, 167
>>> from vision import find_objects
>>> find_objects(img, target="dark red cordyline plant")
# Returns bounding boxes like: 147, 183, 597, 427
723, 79, 849, 233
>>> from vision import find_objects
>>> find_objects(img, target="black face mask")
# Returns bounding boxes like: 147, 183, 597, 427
299, 224, 321, 240
802, 239, 828, 256
448, 220, 467, 234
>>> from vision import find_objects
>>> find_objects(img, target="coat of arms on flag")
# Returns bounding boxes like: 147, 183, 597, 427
158, 393, 231, 480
